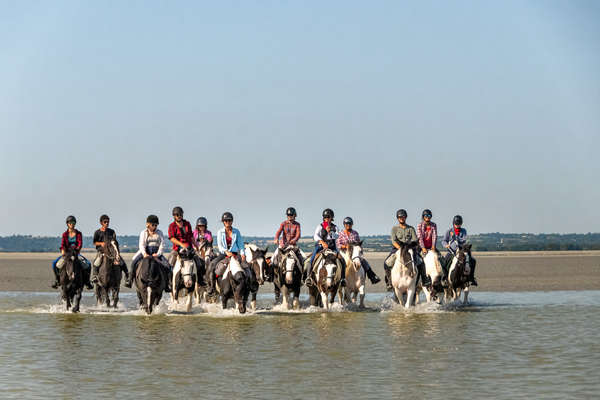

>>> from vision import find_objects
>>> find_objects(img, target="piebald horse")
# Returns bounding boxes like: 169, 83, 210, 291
446, 244, 473, 304
391, 241, 420, 308
59, 247, 84, 313
95, 239, 123, 309
273, 245, 303, 310
339, 242, 366, 308
421, 249, 444, 303
308, 249, 342, 310
244, 243, 269, 310
216, 256, 249, 314
195, 240, 216, 305
172, 247, 197, 312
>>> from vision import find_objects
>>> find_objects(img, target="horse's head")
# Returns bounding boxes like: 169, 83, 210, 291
63, 248, 81, 283
395, 241, 418, 276
229, 257, 248, 314
244, 244, 268, 285
319, 250, 339, 290
347, 241, 363, 269
456, 244, 472, 276
104, 240, 121, 265
280, 246, 300, 285
176, 248, 196, 288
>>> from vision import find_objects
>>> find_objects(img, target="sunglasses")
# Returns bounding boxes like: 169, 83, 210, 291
173, 214, 182, 217
423, 215, 432, 218
101, 220, 110, 224
150, 223, 157, 227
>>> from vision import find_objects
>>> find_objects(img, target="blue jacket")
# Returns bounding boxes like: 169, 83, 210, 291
216, 227, 244, 255
442, 227, 467, 252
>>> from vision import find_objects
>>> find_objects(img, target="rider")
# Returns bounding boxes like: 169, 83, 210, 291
91, 214, 129, 284
124, 215, 171, 290
442, 215, 477, 286
193, 217, 213, 249
417, 209, 447, 287
50, 215, 93, 289
303, 208, 346, 287
272, 207, 304, 278
206, 212, 247, 295
383, 209, 431, 291
336, 217, 381, 285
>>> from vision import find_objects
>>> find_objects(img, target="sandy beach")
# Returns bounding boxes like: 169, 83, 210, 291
0, 251, 598, 292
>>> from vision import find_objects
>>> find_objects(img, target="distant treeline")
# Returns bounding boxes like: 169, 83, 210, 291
1, 233, 600, 252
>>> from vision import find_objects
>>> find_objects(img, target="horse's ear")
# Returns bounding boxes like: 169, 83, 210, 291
359, 240, 363, 246
264, 246, 269, 253
464, 243, 472, 251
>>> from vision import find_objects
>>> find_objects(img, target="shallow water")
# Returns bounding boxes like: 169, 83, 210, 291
1, 291, 599, 399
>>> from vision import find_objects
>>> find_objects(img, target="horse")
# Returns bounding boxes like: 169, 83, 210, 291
59, 247, 84, 313
244, 244, 269, 310
216, 256, 249, 314
272, 245, 303, 310
171, 247, 197, 313
94, 239, 123, 309
339, 242, 366, 308
420, 249, 444, 303
391, 241, 420, 308
195, 240, 216, 304
445, 244, 474, 304
135, 256, 166, 315
308, 249, 342, 310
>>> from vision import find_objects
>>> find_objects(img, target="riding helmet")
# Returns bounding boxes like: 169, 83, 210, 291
343, 217, 354, 225
66, 215, 76, 224
322, 208, 334, 219
196, 217, 208, 226
453, 215, 463, 225
396, 209, 407, 218
99, 214, 109, 223
172, 206, 183, 216
147, 215, 159, 224
422, 209, 432, 218
286, 207, 297, 217
221, 212, 234, 222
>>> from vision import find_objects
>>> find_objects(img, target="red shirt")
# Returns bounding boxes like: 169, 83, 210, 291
60, 230, 83, 252
275, 220, 301, 247
168, 220, 194, 251
225, 232, 232, 248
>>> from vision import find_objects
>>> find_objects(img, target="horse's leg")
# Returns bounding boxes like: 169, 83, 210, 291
320, 291, 329, 310
185, 291, 193, 313
281, 286, 289, 309
406, 282, 416, 309
113, 287, 120, 309
250, 291, 257, 311
358, 284, 365, 308
73, 288, 82, 313
146, 287, 152, 314
292, 286, 300, 310
393, 287, 402, 305
463, 286, 470, 305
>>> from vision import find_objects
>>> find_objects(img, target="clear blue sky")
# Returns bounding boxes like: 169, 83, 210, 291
1, 1, 599, 236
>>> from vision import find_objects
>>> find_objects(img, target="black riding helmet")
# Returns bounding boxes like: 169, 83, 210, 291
66, 215, 76, 224
453, 215, 463, 225
286, 207, 297, 216
147, 215, 159, 224
222, 212, 234, 222
172, 206, 183, 216
322, 208, 334, 219
422, 209, 432, 218
343, 217, 353, 225
396, 209, 407, 218
196, 217, 208, 226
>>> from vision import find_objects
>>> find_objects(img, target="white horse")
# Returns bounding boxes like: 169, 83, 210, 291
391, 242, 419, 308
421, 250, 444, 303
339, 242, 366, 308
171, 249, 197, 313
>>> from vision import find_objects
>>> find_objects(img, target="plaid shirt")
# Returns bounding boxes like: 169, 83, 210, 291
336, 229, 361, 248
168, 220, 194, 251
417, 221, 437, 249
61, 230, 82, 252
275, 220, 301, 247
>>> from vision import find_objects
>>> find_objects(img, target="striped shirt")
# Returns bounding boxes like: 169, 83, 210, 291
417, 221, 437, 249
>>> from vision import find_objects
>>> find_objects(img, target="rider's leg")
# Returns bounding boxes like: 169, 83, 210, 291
207, 254, 226, 295
125, 253, 142, 288
416, 254, 432, 287
119, 259, 129, 280
337, 255, 347, 287
468, 255, 478, 286
360, 258, 381, 284
383, 248, 396, 291
79, 256, 93, 289
91, 251, 102, 283
51, 256, 62, 288
304, 244, 322, 285
193, 255, 206, 286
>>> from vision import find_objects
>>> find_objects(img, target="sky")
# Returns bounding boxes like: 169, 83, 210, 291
1, 0, 599, 237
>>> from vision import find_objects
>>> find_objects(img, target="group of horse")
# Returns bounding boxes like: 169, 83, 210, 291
56, 239, 475, 315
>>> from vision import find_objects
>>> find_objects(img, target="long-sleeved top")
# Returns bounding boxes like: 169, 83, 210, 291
61, 230, 82, 252
390, 224, 417, 245
416, 221, 437, 250
442, 227, 467, 252
217, 227, 244, 255
168, 220, 194, 251
313, 223, 339, 248
275, 220, 301, 247
138, 229, 165, 257
193, 229, 213, 246
336, 229, 360, 248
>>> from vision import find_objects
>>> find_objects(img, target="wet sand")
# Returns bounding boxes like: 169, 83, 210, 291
1, 251, 599, 292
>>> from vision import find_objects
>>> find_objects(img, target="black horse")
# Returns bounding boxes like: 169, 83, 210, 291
216, 257, 249, 314
135, 256, 166, 314
273, 245, 303, 309
446, 244, 476, 304
60, 247, 85, 313
94, 239, 124, 308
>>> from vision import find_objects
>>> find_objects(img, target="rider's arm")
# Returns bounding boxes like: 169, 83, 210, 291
431, 223, 437, 249
409, 227, 417, 244
416, 223, 425, 249
139, 230, 149, 257
391, 228, 401, 249
234, 229, 245, 259
216, 230, 227, 254
274, 222, 283, 243
75, 231, 83, 252
291, 222, 301, 245
157, 230, 165, 256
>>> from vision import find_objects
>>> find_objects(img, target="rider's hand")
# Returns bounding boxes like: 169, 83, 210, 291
444, 244, 450, 249
322, 243, 329, 249
182, 243, 190, 249
152, 254, 159, 258
241, 255, 246, 262
144, 254, 151, 258
273, 239, 278, 244
226, 251, 233, 257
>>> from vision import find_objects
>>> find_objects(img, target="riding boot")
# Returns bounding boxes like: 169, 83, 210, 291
120, 263, 129, 281
383, 264, 393, 292
207, 271, 216, 296
303, 259, 313, 285
418, 262, 432, 287
84, 268, 93, 290
125, 260, 137, 288
91, 265, 99, 284
365, 268, 381, 285
340, 260, 346, 287
468, 261, 478, 286
51, 267, 60, 289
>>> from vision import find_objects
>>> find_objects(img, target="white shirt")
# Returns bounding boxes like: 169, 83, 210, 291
138, 229, 165, 256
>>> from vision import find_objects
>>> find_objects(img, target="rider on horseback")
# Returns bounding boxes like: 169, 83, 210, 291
50, 216, 93, 289
193, 217, 213, 248
304, 208, 346, 287
272, 207, 304, 281
206, 212, 247, 296
383, 209, 432, 291
336, 217, 381, 284
124, 215, 172, 290
167, 206, 204, 286
417, 209, 447, 287
91, 214, 129, 284
442, 215, 477, 286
